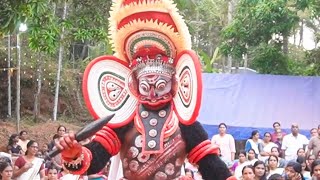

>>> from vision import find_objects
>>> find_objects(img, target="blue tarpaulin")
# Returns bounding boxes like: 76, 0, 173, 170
198, 73, 320, 140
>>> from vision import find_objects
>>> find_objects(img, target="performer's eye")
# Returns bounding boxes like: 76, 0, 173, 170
140, 81, 150, 92
155, 80, 166, 90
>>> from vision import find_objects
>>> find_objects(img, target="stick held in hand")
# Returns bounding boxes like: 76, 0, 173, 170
46, 114, 115, 160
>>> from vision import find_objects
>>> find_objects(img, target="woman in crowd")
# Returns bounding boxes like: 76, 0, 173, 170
13, 140, 45, 180
311, 159, 320, 180
48, 126, 67, 151
284, 161, 305, 180
211, 123, 236, 163
245, 130, 263, 157
248, 149, 259, 165
267, 155, 284, 179
297, 148, 306, 158
270, 147, 287, 168
232, 151, 248, 176
242, 165, 256, 180
7, 134, 22, 159
17, 131, 29, 155
253, 160, 267, 180
296, 156, 311, 179
0, 162, 13, 180
259, 132, 278, 161
306, 155, 316, 172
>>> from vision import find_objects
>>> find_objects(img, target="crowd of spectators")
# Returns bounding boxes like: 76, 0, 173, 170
213, 122, 320, 180
0, 122, 319, 180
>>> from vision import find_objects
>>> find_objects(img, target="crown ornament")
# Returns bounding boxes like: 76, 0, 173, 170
131, 54, 175, 78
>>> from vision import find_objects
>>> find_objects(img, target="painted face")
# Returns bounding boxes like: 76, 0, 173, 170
138, 74, 173, 106
0, 165, 13, 180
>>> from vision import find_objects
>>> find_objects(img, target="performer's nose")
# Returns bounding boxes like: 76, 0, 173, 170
149, 86, 156, 99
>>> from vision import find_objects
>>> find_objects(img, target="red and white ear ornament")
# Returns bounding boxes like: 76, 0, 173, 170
82, 56, 138, 128
173, 50, 203, 125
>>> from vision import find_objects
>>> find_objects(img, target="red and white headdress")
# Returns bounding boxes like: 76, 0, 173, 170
83, 0, 203, 127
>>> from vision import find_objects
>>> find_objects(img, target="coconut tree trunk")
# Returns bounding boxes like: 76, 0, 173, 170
53, 0, 68, 121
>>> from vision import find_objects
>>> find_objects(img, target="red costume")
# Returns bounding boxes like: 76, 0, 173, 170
59, 1, 231, 179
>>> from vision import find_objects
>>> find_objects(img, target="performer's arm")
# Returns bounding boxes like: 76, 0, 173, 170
56, 121, 133, 175
179, 121, 232, 180
85, 122, 133, 174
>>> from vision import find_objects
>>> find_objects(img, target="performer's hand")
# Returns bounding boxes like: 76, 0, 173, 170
55, 131, 82, 161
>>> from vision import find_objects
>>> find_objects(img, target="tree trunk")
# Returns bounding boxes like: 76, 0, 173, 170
7, 34, 12, 118
16, 33, 21, 132
226, 0, 236, 73
33, 52, 43, 122
299, 19, 304, 47
53, 0, 68, 121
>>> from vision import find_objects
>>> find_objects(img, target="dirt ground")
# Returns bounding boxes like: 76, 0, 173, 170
0, 121, 82, 152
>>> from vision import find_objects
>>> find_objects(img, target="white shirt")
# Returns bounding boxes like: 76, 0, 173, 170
211, 134, 236, 162
281, 133, 309, 161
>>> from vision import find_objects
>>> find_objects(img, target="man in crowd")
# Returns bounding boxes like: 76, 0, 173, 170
271, 122, 286, 143
307, 124, 320, 158
281, 123, 309, 161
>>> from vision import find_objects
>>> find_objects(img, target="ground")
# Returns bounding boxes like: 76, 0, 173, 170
0, 120, 82, 152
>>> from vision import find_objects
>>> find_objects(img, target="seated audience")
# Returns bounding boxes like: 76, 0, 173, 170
266, 155, 284, 179
259, 132, 278, 161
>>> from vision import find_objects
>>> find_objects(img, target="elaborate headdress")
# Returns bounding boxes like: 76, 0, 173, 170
82, 0, 203, 127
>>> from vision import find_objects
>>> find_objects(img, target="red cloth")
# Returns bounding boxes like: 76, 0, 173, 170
14, 156, 44, 170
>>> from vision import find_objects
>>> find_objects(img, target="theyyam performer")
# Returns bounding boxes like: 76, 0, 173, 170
56, 0, 231, 179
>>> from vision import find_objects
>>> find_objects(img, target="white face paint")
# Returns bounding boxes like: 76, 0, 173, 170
138, 74, 172, 101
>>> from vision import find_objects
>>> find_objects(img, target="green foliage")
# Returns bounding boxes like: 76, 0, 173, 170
27, 1, 60, 54
198, 48, 220, 73
220, 0, 301, 59
250, 43, 289, 74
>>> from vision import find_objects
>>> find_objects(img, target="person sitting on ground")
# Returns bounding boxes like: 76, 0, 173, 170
44, 166, 59, 180
6, 134, 22, 160
284, 161, 305, 180
268, 147, 287, 168
310, 159, 320, 180
296, 156, 311, 180
297, 148, 306, 158
253, 160, 267, 180
306, 154, 315, 172
267, 174, 284, 180
259, 132, 278, 161
232, 151, 248, 177
0, 161, 13, 180
242, 165, 256, 180
266, 155, 284, 179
